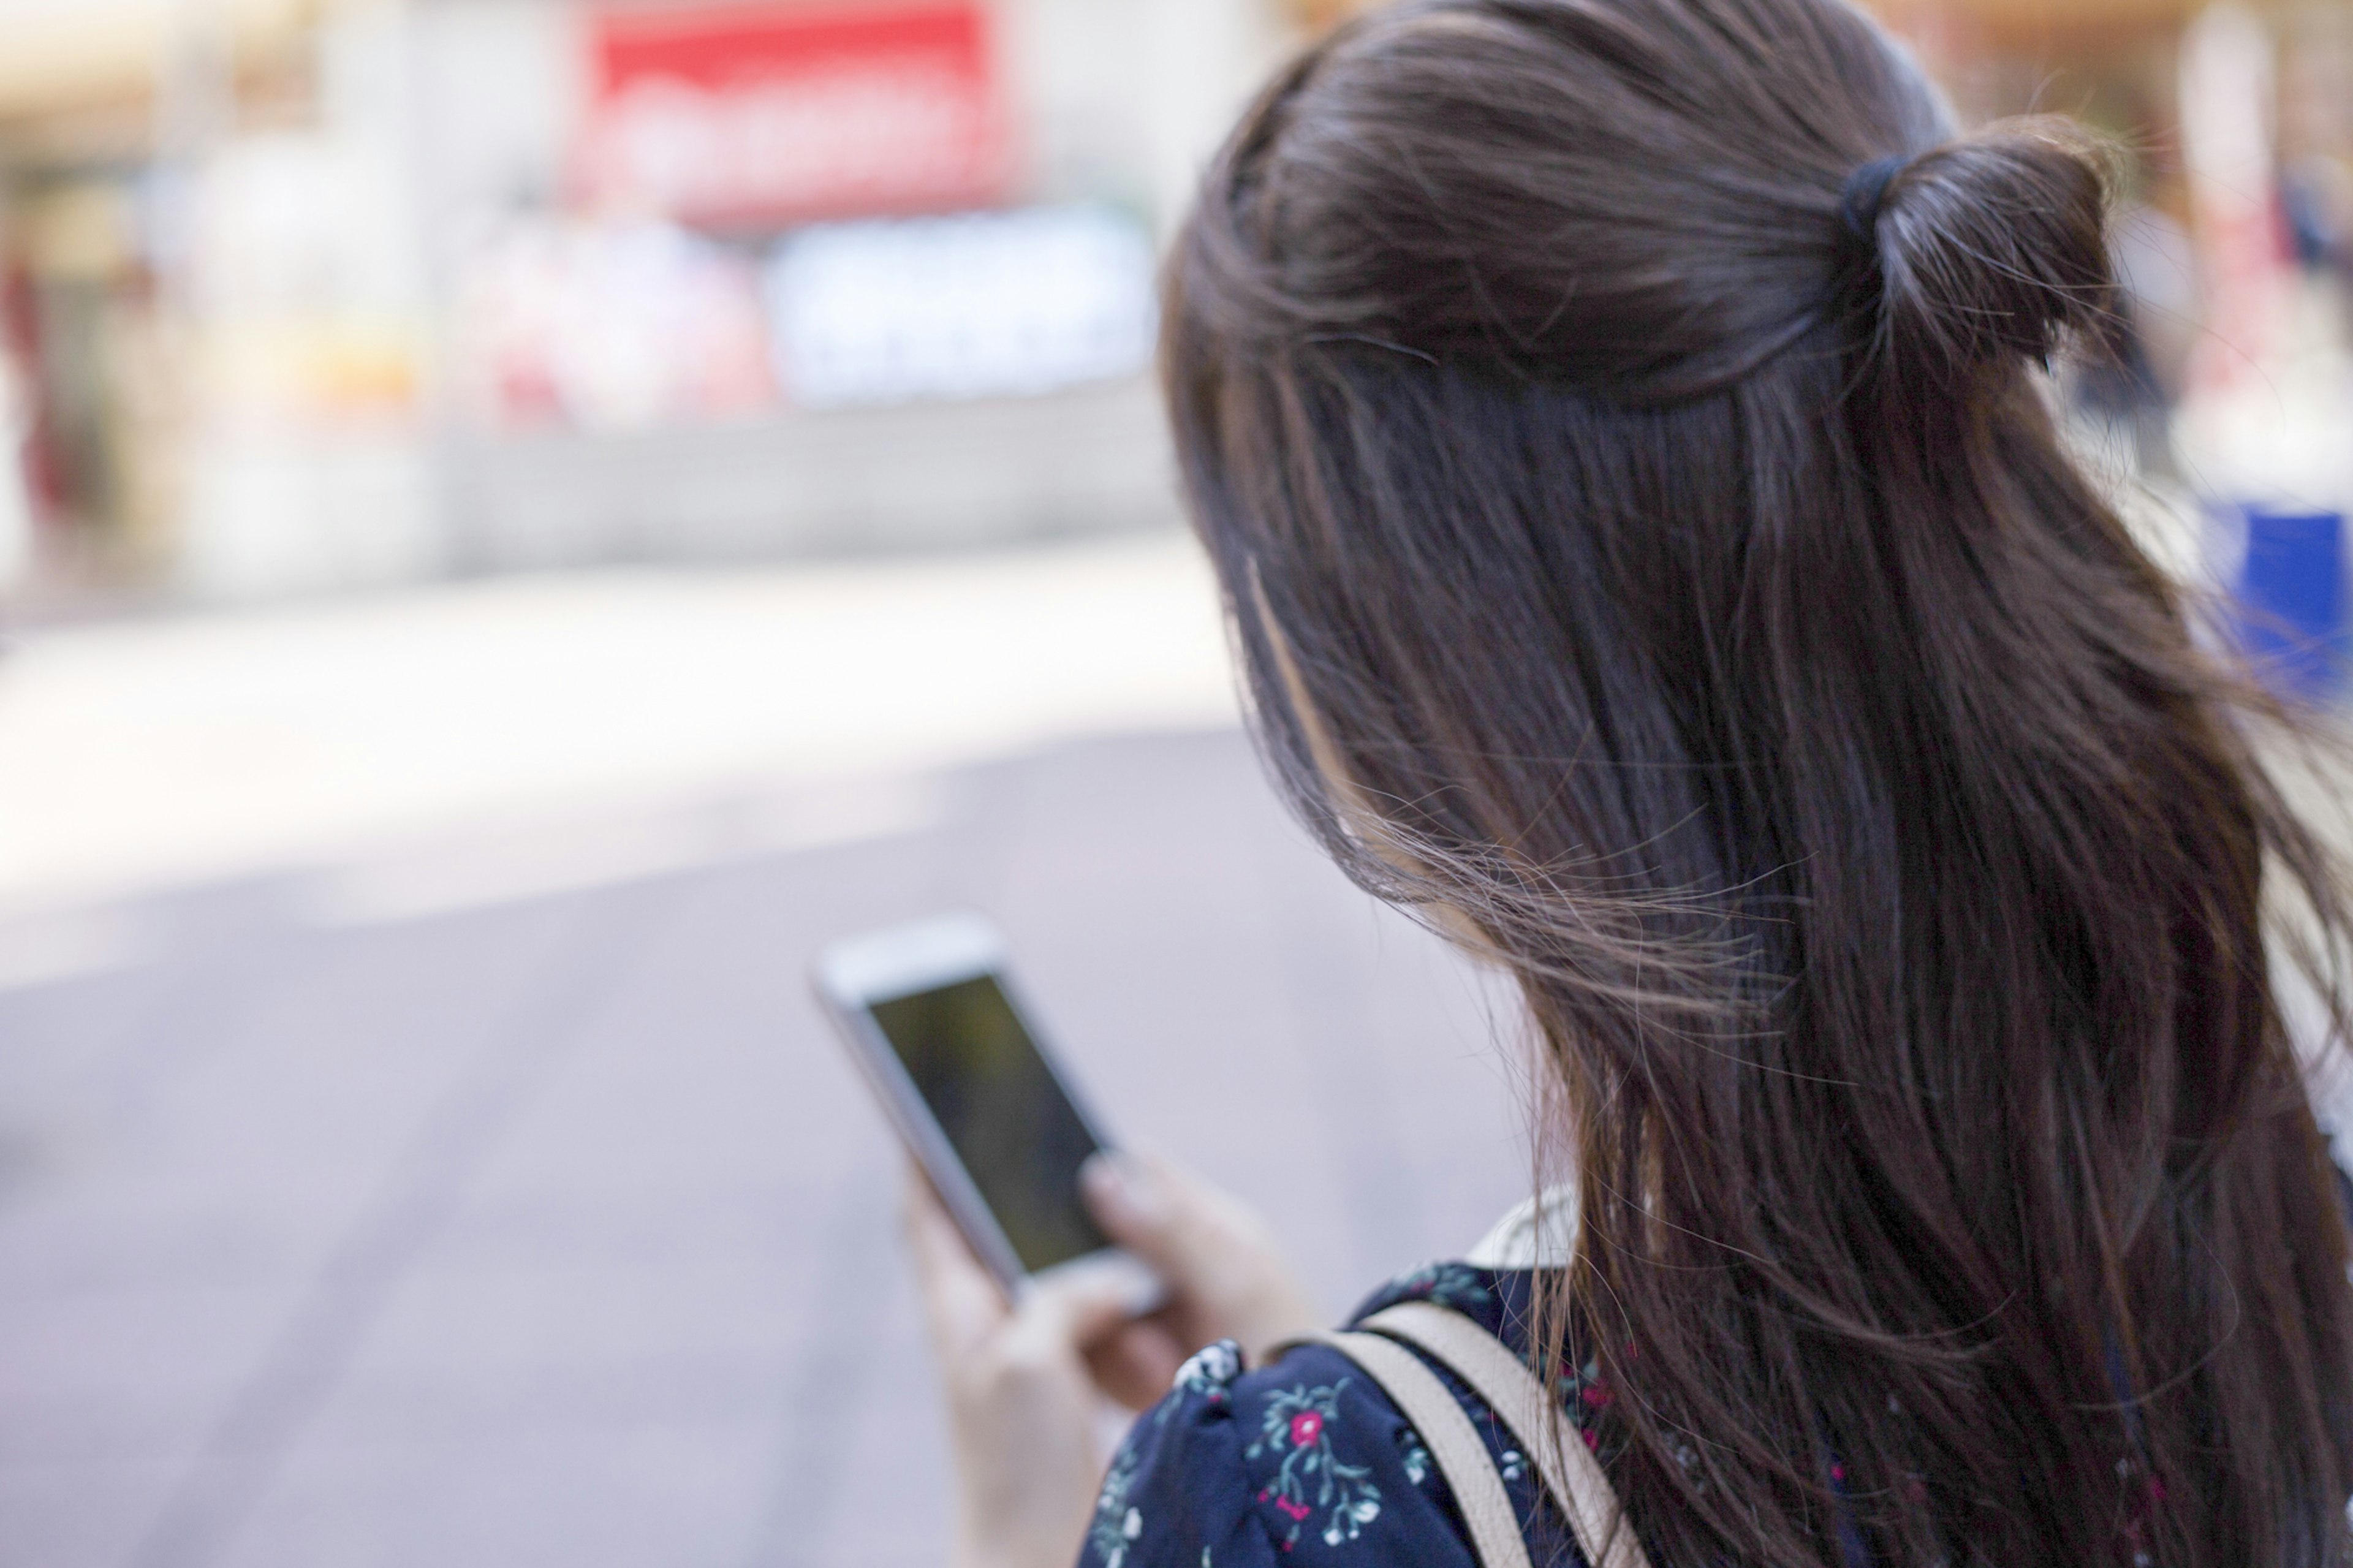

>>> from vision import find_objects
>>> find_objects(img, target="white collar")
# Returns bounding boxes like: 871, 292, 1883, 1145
1463, 1181, 1579, 1269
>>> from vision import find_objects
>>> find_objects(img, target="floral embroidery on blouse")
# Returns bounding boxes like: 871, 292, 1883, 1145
1171, 1340, 1243, 1410
1394, 1427, 1431, 1487
1545, 1344, 1617, 1453
1384, 1261, 1493, 1316
1083, 1261, 1614, 1567
1089, 1442, 1146, 1568
1243, 1380, 1385, 1550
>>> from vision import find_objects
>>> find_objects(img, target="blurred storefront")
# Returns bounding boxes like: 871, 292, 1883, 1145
0, 0, 1283, 599
0, 0, 434, 599
0, 0, 2346, 601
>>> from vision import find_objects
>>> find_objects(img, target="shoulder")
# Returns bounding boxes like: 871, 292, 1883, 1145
1083, 1259, 1594, 1568
1082, 1334, 1476, 1568
1346, 1260, 1529, 1346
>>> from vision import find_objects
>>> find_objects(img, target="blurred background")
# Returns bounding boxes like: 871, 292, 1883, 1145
0, 0, 2346, 1563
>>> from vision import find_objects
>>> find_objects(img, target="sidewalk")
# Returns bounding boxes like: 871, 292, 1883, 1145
0, 532, 1241, 923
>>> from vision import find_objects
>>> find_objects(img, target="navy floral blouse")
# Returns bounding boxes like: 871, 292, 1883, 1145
1080, 1263, 1613, 1568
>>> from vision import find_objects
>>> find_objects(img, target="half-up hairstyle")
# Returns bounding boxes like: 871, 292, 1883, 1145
1163, 2, 2353, 1566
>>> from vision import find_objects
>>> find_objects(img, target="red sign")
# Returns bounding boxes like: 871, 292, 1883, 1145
579, 2, 1010, 227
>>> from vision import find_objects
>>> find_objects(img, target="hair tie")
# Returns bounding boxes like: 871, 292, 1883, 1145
1840, 154, 1908, 243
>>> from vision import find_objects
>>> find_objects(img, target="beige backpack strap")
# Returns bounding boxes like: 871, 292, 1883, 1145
1283, 1330, 1535, 1568
1360, 1301, 1655, 1568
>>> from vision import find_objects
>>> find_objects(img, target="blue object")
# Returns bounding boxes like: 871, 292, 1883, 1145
2235, 503, 2347, 700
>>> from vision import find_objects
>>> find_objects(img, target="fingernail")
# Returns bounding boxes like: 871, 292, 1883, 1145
1089, 1151, 1169, 1227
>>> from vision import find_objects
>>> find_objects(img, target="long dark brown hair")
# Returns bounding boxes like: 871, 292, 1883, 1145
1161, 2, 2353, 1564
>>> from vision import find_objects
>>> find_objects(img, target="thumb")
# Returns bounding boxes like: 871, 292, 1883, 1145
1081, 1151, 1226, 1278
1081, 1150, 1325, 1362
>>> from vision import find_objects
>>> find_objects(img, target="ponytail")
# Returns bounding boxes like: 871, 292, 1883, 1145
1851, 119, 2119, 387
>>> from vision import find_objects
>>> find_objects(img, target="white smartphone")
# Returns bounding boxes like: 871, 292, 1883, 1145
813, 912, 1165, 1310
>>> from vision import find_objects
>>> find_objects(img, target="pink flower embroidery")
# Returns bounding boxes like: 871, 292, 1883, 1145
1246, 1382, 1382, 1550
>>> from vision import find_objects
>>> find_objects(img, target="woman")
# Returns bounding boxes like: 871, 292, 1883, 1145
906, 0, 2353, 1564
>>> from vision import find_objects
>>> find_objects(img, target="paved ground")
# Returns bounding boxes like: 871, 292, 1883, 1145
0, 725, 1529, 1568
0, 534, 1237, 917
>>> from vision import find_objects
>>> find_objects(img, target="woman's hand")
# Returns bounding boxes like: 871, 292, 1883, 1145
904, 1173, 1139, 1568
1073, 1151, 1326, 1406
903, 1152, 1323, 1568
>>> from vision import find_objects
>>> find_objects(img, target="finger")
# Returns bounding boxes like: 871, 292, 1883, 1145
1025, 1257, 1156, 1355
1083, 1150, 1326, 1357
1082, 1149, 1271, 1282
1139, 1149, 1280, 1248
1080, 1151, 1194, 1272
984, 1256, 1162, 1413
1083, 1319, 1190, 1411
901, 1165, 1009, 1365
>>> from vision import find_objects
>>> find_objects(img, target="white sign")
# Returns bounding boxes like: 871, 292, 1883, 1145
765, 206, 1157, 409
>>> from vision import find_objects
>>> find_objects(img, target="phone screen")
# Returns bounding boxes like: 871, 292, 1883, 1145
867, 973, 1111, 1273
